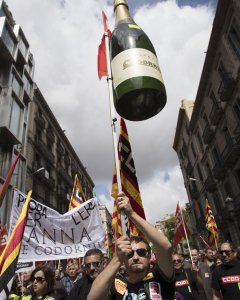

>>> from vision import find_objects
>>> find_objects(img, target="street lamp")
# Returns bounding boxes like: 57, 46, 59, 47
31, 167, 45, 176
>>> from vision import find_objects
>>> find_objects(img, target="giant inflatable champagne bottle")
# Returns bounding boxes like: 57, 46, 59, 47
110, 0, 167, 121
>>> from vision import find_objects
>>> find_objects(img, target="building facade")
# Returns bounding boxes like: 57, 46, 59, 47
25, 85, 94, 213
173, 0, 240, 247
0, 0, 34, 225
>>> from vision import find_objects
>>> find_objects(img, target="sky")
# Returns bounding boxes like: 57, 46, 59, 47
6, 0, 217, 224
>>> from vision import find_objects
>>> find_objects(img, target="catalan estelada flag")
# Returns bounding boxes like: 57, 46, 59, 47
69, 174, 86, 210
205, 199, 219, 247
0, 149, 22, 207
0, 190, 32, 299
111, 118, 146, 237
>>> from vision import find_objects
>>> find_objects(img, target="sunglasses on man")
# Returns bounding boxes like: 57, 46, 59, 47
127, 248, 149, 259
173, 259, 182, 263
220, 250, 232, 255
85, 261, 101, 269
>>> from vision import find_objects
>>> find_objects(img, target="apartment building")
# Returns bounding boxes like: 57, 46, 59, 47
173, 0, 240, 247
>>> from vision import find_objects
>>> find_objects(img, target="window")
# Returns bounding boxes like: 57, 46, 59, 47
212, 147, 220, 164
22, 73, 31, 95
191, 143, 197, 158
197, 164, 203, 182
233, 98, 240, 121
9, 97, 22, 137
218, 61, 227, 80
228, 24, 240, 58
12, 73, 22, 98
18, 35, 28, 58
2, 23, 16, 55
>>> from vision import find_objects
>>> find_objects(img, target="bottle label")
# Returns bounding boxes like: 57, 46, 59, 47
111, 48, 163, 89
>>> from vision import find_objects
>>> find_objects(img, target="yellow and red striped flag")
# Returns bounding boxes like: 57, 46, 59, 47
111, 118, 146, 237
69, 174, 86, 210
0, 149, 22, 207
205, 199, 219, 247
0, 190, 32, 299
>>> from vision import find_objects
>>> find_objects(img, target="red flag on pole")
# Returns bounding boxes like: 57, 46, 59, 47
0, 149, 22, 207
173, 203, 190, 246
97, 11, 111, 79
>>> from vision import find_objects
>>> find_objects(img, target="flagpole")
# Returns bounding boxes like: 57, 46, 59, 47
104, 31, 127, 236
179, 203, 193, 265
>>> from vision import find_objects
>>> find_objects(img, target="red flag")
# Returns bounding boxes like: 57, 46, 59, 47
173, 203, 190, 246
97, 11, 111, 79
0, 149, 22, 207
111, 118, 146, 237
0, 226, 8, 256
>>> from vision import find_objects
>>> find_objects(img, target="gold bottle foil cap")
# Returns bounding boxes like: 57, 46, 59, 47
114, 0, 128, 10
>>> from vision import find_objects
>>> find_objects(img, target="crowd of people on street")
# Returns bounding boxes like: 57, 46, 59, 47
8, 193, 240, 300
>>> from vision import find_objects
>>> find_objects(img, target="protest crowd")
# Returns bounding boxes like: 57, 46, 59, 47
2, 193, 240, 300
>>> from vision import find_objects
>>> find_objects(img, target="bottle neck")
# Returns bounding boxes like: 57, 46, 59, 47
114, 3, 133, 24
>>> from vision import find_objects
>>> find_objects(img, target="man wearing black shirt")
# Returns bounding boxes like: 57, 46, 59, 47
68, 249, 104, 300
173, 254, 195, 300
87, 192, 175, 300
212, 242, 240, 300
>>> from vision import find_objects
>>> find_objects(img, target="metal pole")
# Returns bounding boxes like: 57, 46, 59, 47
104, 31, 127, 236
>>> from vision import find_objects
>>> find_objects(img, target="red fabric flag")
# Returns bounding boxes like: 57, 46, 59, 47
0, 149, 22, 207
111, 118, 146, 237
0, 226, 8, 257
173, 203, 190, 246
97, 11, 111, 79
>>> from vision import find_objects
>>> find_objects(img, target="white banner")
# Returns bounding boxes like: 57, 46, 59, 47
10, 190, 105, 262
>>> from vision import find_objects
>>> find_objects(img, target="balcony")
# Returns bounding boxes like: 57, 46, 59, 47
46, 128, 55, 144
202, 124, 215, 144
57, 143, 64, 156
0, 126, 20, 146
35, 113, 45, 129
203, 175, 216, 193
34, 171, 55, 190
209, 103, 224, 126
218, 72, 235, 102
57, 188, 67, 202
221, 138, 240, 168
212, 160, 227, 180
0, 19, 17, 64
59, 166, 73, 186
35, 139, 55, 165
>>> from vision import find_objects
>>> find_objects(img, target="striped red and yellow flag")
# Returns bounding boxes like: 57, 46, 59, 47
111, 118, 146, 237
0, 149, 22, 207
69, 174, 86, 210
205, 199, 219, 246
0, 190, 32, 299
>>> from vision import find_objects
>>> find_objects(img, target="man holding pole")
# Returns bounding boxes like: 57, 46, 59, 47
87, 192, 175, 300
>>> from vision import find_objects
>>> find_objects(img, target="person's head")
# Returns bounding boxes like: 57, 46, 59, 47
66, 261, 79, 280
23, 271, 32, 283
215, 255, 223, 266
205, 248, 214, 261
190, 249, 199, 264
84, 248, 104, 280
172, 254, 183, 272
125, 236, 151, 279
31, 265, 55, 297
220, 242, 235, 264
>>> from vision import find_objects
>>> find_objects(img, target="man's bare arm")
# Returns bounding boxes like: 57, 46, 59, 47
213, 288, 221, 300
117, 193, 174, 279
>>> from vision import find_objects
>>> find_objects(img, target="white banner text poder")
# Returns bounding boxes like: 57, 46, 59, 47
10, 190, 105, 262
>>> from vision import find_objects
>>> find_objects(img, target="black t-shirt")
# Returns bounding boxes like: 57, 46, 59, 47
175, 270, 195, 300
212, 259, 240, 300
67, 275, 93, 300
110, 269, 175, 300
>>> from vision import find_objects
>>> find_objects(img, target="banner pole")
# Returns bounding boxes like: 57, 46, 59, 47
179, 203, 193, 265
104, 31, 127, 236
